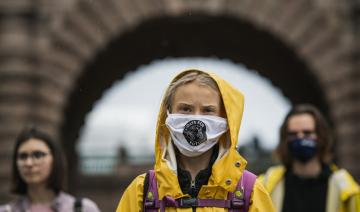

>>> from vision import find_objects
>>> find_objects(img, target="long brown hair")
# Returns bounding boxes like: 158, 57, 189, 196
275, 104, 333, 165
11, 127, 67, 195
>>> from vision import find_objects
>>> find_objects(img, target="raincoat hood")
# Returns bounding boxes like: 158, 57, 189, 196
154, 69, 247, 199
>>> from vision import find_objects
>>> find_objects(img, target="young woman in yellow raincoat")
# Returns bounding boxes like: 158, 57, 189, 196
259, 104, 360, 212
116, 69, 275, 211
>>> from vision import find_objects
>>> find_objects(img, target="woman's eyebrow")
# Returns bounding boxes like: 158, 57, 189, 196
204, 105, 217, 107
202, 105, 217, 109
177, 103, 192, 107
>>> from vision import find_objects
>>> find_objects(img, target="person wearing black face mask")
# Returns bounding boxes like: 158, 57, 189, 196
259, 104, 360, 212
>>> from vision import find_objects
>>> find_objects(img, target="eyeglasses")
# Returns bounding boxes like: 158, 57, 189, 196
286, 130, 316, 139
17, 151, 50, 165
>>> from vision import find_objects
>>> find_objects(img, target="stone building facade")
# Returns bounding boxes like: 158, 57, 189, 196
1, 0, 359, 210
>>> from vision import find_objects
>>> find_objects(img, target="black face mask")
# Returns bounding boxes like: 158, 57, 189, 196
288, 138, 317, 163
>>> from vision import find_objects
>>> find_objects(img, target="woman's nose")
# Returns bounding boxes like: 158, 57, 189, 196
192, 107, 206, 115
297, 132, 305, 138
23, 157, 35, 166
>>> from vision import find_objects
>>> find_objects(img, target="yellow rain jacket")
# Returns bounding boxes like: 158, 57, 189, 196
116, 70, 275, 212
259, 165, 360, 212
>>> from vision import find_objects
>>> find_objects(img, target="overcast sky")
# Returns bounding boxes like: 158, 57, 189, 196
77, 57, 291, 158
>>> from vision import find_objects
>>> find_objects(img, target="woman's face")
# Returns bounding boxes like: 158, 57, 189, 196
17, 138, 53, 187
287, 114, 317, 140
172, 81, 223, 117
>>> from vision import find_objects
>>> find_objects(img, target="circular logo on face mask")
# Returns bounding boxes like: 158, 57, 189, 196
183, 120, 207, 146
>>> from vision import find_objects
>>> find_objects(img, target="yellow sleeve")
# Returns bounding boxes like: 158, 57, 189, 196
345, 191, 360, 212
335, 169, 360, 212
249, 179, 275, 212
116, 174, 146, 212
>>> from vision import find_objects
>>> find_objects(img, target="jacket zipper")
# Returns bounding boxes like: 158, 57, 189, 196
191, 180, 196, 212
191, 180, 195, 190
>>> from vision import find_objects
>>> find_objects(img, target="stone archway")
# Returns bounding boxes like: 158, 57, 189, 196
61, 12, 328, 188
50, 0, 357, 181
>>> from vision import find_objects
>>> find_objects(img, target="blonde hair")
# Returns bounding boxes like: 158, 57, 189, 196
164, 70, 221, 112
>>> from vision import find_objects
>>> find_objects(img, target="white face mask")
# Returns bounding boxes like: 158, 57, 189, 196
165, 113, 228, 157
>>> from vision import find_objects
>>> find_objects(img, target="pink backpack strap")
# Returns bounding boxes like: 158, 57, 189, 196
228, 170, 257, 212
143, 170, 159, 212
144, 169, 256, 212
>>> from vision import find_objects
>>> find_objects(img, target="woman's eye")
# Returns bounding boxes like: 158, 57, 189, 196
203, 107, 216, 114
180, 107, 191, 113
33, 151, 46, 159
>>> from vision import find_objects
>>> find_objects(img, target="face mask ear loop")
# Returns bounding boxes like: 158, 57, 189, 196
165, 111, 171, 127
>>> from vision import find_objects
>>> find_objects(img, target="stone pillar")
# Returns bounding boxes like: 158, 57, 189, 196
342, 0, 360, 181
0, 0, 60, 201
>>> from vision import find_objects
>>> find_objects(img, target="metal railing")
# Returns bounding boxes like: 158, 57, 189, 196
79, 155, 154, 175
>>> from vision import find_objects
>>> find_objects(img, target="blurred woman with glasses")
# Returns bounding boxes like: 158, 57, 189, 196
0, 127, 100, 212
259, 104, 360, 212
